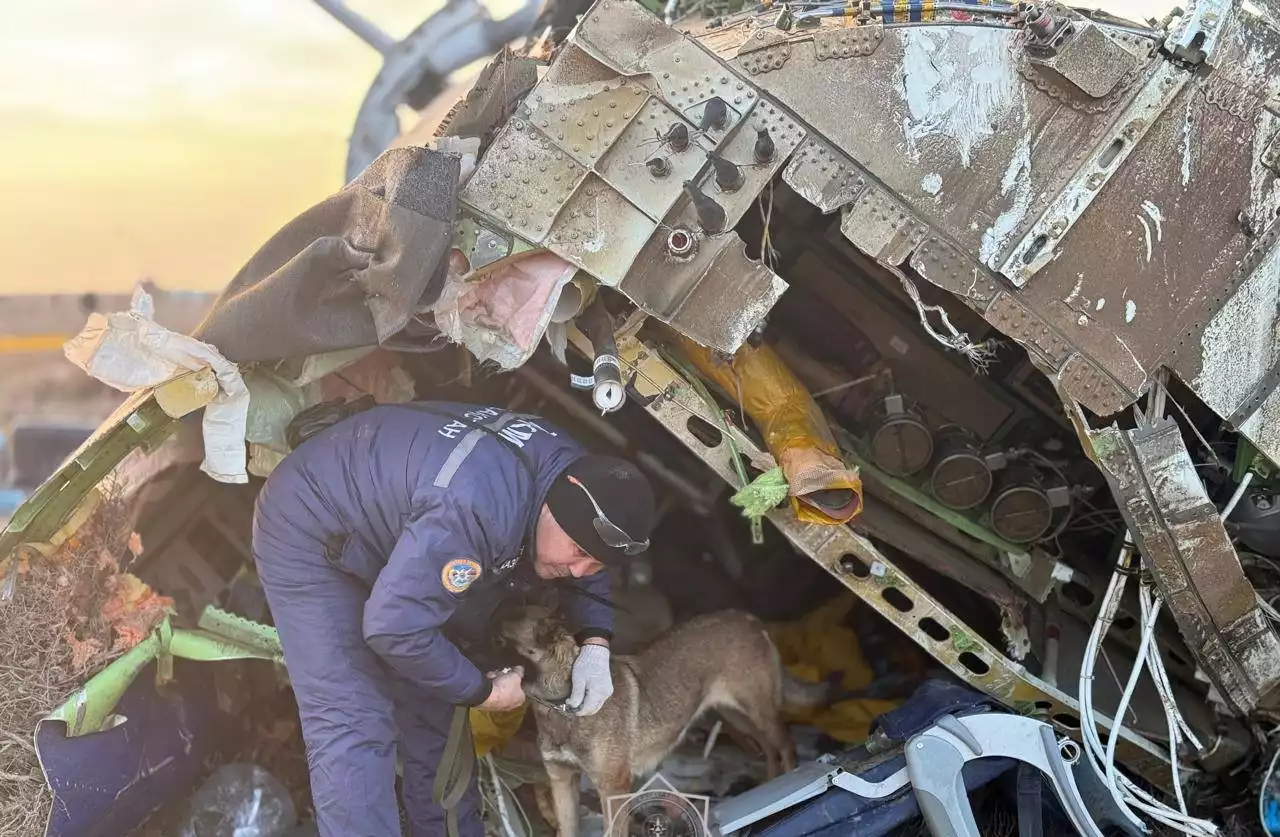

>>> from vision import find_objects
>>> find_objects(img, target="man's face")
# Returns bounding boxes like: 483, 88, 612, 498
533, 504, 607, 580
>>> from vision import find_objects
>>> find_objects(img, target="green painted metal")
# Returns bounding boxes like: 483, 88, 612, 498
1, 395, 175, 559
664, 350, 764, 544
833, 426, 1030, 557
198, 605, 284, 657
47, 614, 281, 738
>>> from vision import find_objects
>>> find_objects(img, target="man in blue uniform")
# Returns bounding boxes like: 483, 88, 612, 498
252, 401, 657, 837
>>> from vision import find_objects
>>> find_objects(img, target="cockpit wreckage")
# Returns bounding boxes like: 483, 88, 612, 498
8, 1, 1280, 835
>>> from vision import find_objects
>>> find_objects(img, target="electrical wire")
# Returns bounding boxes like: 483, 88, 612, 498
1221, 472, 1255, 521
1166, 391, 1220, 465
1078, 538, 1221, 836
481, 753, 532, 837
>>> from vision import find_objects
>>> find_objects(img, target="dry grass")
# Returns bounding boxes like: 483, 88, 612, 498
0, 486, 137, 837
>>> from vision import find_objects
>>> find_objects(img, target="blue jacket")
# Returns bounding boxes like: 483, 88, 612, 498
253, 401, 613, 706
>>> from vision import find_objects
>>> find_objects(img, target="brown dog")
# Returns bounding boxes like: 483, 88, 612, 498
498, 606, 796, 837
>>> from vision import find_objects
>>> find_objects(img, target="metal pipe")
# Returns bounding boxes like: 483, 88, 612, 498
312, 0, 396, 55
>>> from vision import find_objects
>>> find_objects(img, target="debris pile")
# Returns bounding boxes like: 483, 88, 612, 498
0, 486, 169, 837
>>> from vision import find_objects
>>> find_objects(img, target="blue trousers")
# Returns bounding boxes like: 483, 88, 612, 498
254, 528, 483, 837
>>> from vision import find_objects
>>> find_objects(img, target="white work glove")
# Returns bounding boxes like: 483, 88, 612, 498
566, 643, 613, 716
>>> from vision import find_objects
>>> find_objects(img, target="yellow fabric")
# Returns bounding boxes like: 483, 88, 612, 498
470, 705, 528, 758
770, 594, 900, 743
673, 334, 862, 525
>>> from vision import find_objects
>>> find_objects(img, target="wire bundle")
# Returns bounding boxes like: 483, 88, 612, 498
1078, 539, 1220, 837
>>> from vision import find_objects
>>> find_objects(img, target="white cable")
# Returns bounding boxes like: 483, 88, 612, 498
879, 261, 998, 371
1103, 588, 1160, 793
1078, 543, 1134, 815
1078, 540, 1220, 836
484, 753, 525, 837
1221, 471, 1255, 521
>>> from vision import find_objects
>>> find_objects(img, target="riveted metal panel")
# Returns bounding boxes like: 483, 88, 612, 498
461, 119, 587, 243
1090, 419, 1280, 714
545, 174, 653, 285
781, 135, 868, 215
596, 96, 710, 220
691, 96, 806, 230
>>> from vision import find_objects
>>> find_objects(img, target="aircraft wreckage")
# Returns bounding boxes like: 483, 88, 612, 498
436, 0, 1280, 819
7, 0, 1280, 834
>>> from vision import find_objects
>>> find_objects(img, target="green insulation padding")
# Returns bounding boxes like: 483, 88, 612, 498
730, 466, 791, 520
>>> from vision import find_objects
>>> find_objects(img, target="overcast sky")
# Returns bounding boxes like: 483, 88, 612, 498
0, 1, 1184, 294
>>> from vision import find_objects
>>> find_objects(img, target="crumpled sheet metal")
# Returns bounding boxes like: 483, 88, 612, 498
64, 287, 251, 484
193, 146, 460, 363
1090, 418, 1280, 714
699, 8, 1279, 425
459, 0, 790, 354
673, 333, 862, 525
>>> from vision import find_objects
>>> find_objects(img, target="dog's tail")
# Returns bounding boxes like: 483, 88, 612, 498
763, 626, 785, 708
761, 625, 844, 710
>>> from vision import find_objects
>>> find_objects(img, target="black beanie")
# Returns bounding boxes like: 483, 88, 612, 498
545, 455, 656, 565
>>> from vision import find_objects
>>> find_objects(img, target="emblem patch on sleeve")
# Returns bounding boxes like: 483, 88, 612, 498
442, 558, 483, 594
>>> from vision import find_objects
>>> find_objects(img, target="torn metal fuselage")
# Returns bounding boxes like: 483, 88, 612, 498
454, 0, 1280, 779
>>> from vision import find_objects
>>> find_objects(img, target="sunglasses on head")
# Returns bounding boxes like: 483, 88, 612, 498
567, 475, 650, 556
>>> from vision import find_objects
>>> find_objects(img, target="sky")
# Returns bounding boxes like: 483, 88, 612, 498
1, 0, 1179, 295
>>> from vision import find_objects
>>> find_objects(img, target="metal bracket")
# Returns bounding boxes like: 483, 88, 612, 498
737, 29, 794, 75
1026, 18, 1138, 100
1089, 418, 1280, 714
812, 25, 884, 61
470, 228, 513, 269
1162, 0, 1234, 67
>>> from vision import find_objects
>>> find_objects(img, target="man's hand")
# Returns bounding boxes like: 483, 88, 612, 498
566, 642, 613, 716
478, 666, 526, 712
